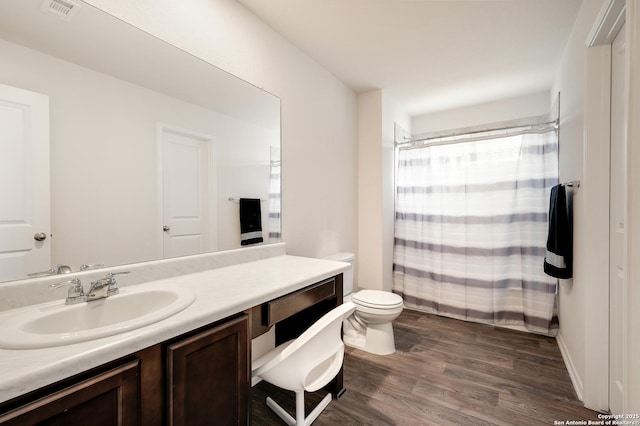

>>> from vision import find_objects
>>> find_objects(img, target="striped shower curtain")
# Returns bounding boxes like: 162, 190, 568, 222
268, 157, 281, 243
393, 127, 559, 335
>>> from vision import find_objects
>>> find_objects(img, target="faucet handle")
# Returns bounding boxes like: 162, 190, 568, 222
50, 279, 86, 304
28, 264, 72, 277
107, 271, 130, 279
105, 271, 130, 296
54, 264, 73, 274
28, 268, 56, 278
79, 263, 104, 271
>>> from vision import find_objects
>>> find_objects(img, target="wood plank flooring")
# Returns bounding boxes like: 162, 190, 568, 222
251, 309, 600, 425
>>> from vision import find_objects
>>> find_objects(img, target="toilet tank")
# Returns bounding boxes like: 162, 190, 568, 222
323, 252, 355, 296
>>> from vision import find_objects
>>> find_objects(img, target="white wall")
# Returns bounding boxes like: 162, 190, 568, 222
215, 122, 279, 251
357, 89, 410, 292
551, 0, 640, 413
550, 0, 600, 408
85, 0, 359, 260
357, 91, 383, 291
0, 39, 275, 270
411, 91, 550, 135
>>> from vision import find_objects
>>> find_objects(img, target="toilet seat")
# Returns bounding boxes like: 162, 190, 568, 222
351, 290, 404, 310
353, 303, 404, 316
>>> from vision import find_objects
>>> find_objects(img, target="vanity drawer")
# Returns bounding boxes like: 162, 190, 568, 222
264, 278, 336, 326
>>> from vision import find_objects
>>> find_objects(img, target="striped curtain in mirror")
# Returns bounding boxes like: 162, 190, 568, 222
268, 151, 281, 243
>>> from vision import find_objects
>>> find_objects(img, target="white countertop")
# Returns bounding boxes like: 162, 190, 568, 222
0, 254, 349, 404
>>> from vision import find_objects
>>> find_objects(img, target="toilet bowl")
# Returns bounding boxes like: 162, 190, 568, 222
323, 253, 404, 355
343, 289, 403, 355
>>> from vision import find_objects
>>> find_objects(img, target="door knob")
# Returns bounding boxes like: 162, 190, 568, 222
163, 225, 170, 232
34, 232, 47, 241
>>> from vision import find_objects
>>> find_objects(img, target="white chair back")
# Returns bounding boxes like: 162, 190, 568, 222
253, 302, 356, 392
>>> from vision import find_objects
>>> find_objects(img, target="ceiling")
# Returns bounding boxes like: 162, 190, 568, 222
237, 0, 582, 117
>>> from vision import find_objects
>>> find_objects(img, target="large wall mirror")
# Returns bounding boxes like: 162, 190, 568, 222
0, 0, 281, 283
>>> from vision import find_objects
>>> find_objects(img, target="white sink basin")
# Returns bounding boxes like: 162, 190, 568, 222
0, 287, 196, 349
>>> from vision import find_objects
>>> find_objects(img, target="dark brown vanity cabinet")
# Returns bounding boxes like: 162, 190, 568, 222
0, 315, 250, 426
0, 360, 140, 426
166, 315, 249, 426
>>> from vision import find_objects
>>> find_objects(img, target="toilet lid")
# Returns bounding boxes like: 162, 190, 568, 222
352, 290, 403, 309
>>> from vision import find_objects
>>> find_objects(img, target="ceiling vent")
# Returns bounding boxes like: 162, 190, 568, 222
40, 0, 81, 21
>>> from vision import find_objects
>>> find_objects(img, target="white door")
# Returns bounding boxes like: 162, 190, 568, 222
609, 22, 627, 415
160, 126, 214, 258
0, 84, 50, 281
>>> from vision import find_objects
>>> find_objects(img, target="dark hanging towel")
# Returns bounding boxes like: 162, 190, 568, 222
239, 198, 263, 246
544, 184, 572, 279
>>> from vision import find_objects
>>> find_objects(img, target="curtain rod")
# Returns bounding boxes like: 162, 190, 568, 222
398, 124, 558, 151
228, 197, 266, 203
397, 117, 558, 148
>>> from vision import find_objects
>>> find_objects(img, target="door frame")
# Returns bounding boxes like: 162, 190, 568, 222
624, 1, 640, 412
583, 0, 627, 412
156, 123, 217, 259
607, 18, 628, 415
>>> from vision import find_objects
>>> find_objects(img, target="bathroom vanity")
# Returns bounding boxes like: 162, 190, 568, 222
0, 246, 348, 425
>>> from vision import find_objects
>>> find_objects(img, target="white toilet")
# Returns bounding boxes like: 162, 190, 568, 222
324, 253, 404, 355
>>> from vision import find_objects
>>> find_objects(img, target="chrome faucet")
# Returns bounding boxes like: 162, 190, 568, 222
86, 271, 130, 301
55, 264, 73, 274
29, 264, 73, 278
30, 263, 104, 278
50, 278, 86, 305
79, 263, 104, 271
51, 271, 130, 304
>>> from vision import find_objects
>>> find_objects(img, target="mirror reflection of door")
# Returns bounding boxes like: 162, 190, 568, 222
0, 84, 50, 281
160, 125, 216, 259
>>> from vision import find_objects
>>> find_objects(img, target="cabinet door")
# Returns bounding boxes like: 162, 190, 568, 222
0, 360, 139, 426
167, 315, 249, 426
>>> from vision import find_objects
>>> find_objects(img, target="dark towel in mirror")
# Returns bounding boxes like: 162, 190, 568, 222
240, 198, 263, 246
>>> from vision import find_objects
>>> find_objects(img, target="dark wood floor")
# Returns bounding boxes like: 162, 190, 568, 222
252, 309, 601, 425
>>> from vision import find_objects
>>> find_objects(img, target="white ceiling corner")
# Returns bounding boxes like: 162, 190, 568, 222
237, 0, 583, 117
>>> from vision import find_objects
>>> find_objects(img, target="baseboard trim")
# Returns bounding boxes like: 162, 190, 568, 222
556, 333, 584, 402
